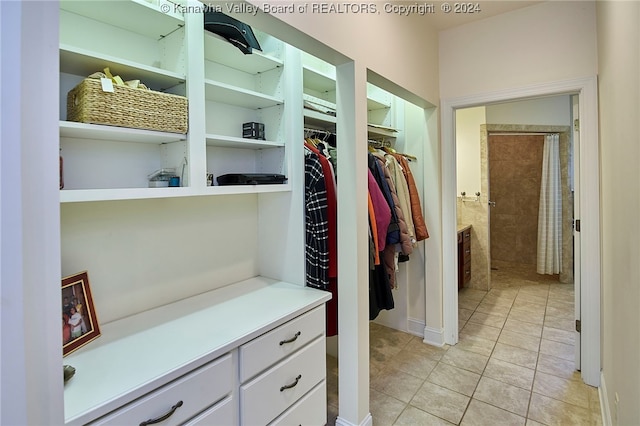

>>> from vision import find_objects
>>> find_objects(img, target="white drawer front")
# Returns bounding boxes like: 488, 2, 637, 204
240, 305, 325, 382
90, 354, 233, 426
269, 381, 327, 426
183, 396, 236, 426
240, 337, 326, 426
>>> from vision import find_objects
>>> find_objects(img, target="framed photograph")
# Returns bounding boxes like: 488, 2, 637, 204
62, 271, 100, 356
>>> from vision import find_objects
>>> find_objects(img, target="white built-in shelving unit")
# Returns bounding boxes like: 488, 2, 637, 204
59, 1, 326, 424
301, 52, 399, 140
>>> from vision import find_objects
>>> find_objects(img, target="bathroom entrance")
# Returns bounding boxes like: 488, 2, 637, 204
487, 125, 574, 288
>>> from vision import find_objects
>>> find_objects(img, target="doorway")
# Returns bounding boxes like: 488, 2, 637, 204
487, 125, 573, 288
441, 76, 601, 387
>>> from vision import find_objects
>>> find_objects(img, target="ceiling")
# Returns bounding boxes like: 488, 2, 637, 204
427, 1, 544, 31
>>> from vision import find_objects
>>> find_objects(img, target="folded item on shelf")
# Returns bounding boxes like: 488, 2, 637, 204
217, 173, 287, 185
204, 12, 262, 54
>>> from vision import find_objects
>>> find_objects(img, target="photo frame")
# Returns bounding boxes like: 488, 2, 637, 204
62, 271, 100, 356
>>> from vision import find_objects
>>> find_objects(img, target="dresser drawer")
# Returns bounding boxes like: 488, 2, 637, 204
183, 396, 236, 425
269, 381, 327, 426
240, 336, 326, 425
90, 354, 232, 426
240, 305, 325, 382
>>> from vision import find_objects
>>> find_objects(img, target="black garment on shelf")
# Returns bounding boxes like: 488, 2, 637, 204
203, 12, 262, 54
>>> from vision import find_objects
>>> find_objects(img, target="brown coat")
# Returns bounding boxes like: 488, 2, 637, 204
393, 153, 429, 241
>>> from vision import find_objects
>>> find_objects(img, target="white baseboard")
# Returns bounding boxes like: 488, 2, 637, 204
335, 413, 372, 426
600, 371, 612, 426
407, 318, 425, 337
423, 325, 445, 347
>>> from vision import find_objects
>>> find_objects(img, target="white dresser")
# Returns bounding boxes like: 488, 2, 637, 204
64, 278, 331, 425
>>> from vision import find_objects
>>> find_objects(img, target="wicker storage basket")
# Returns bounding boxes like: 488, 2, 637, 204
67, 79, 188, 134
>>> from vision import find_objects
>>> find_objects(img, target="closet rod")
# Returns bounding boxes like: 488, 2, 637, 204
304, 127, 335, 136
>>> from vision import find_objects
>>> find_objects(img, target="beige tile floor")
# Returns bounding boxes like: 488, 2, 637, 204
326, 269, 602, 425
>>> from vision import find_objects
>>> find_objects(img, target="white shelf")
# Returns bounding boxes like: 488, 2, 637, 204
368, 124, 399, 139
60, 184, 291, 203
303, 65, 336, 94
204, 32, 283, 75
205, 80, 284, 109
60, 45, 186, 91
367, 97, 391, 111
304, 110, 337, 131
206, 134, 283, 149
64, 277, 331, 425
205, 184, 291, 194
60, 0, 184, 39
60, 121, 186, 144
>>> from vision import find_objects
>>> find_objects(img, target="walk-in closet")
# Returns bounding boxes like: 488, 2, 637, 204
8, 1, 441, 424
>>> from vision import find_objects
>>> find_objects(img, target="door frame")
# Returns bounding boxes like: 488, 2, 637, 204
441, 76, 601, 387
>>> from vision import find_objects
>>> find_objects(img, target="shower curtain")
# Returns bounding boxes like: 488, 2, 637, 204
537, 133, 562, 274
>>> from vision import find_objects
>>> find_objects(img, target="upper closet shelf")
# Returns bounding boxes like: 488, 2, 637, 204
60, 0, 184, 39
367, 97, 391, 111
60, 45, 186, 91
304, 110, 337, 130
303, 65, 336, 94
60, 121, 186, 144
206, 134, 284, 149
204, 32, 283, 75
368, 124, 399, 139
204, 80, 283, 109
60, 184, 292, 203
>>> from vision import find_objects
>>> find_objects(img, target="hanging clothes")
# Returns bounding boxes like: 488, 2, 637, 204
304, 140, 338, 337
369, 152, 413, 288
304, 149, 329, 290
385, 153, 416, 247
391, 153, 429, 241
368, 169, 391, 253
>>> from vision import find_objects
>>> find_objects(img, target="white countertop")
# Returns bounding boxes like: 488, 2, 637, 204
63, 277, 331, 424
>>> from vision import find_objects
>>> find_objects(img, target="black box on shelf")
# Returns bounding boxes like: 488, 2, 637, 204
242, 122, 265, 140
217, 173, 287, 185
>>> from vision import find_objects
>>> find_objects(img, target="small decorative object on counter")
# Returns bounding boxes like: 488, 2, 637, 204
148, 168, 178, 188
63, 365, 76, 383
242, 122, 265, 140
62, 271, 101, 356
206, 173, 214, 186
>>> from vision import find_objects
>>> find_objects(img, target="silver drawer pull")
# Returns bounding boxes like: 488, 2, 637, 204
139, 400, 183, 426
280, 374, 302, 392
279, 331, 301, 346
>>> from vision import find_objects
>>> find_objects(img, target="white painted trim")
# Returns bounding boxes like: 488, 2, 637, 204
423, 326, 445, 347
336, 413, 373, 426
441, 76, 601, 387
407, 318, 425, 337
599, 372, 612, 426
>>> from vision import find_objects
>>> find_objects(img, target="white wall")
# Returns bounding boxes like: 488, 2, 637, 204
596, 1, 640, 424
456, 107, 485, 196
241, 2, 440, 105
61, 196, 260, 324
1, 1, 64, 424
486, 95, 571, 125
439, 1, 597, 99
